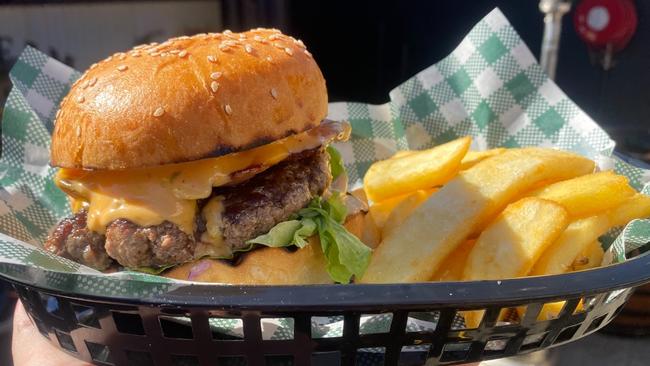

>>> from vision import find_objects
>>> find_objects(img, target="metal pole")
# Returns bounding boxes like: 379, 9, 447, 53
539, 0, 572, 80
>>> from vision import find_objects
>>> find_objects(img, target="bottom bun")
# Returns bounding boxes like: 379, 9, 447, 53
164, 237, 333, 285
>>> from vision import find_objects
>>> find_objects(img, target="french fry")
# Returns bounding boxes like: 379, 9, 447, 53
529, 215, 609, 276
361, 210, 381, 249
531, 171, 636, 218
392, 150, 414, 159
431, 240, 476, 282
343, 212, 366, 242
382, 189, 436, 238
530, 193, 650, 276
463, 198, 569, 281
532, 242, 603, 321
363, 136, 471, 202
359, 148, 594, 283
368, 193, 411, 230
606, 193, 650, 227
459, 148, 506, 170
459, 310, 485, 329
392, 147, 505, 171
571, 240, 605, 271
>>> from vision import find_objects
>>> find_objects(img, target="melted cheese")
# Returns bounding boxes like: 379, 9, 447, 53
54, 121, 350, 235
197, 195, 231, 257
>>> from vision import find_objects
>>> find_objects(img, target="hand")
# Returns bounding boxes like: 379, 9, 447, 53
12, 300, 90, 366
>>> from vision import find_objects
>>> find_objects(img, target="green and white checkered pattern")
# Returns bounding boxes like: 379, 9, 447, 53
0, 8, 648, 330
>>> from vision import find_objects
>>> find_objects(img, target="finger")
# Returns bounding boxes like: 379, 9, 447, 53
12, 301, 91, 366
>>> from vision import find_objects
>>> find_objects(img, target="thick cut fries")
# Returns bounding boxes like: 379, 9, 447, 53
368, 193, 411, 230
571, 240, 605, 271
363, 137, 471, 202
531, 171, 636, 218
530, 193, 650, 276
361, 211, 381, 249
459, 148, 506, 170
431, 240, 476, 281
463, 198, 569, 281
382, 189, 435, 238
392, 148, 506, 171
529, 216, 609, 276
359, 148, 594, 283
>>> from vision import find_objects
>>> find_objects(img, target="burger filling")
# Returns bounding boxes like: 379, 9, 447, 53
45, 122, 340, 269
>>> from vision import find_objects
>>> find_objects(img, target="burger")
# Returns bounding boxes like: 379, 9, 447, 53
44, 28, 371, 284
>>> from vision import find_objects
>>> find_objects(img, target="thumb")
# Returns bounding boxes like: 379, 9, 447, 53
12, 300, 91, 366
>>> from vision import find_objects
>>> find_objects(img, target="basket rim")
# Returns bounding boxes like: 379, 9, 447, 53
1, 250, 649, 309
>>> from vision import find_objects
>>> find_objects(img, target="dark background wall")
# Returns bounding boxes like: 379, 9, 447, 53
227, 0, 649, 159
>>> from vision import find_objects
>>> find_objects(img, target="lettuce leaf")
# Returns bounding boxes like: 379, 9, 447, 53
247, 193, 372, 283
130, 264, 176, 275
327, 146, 345, 180
136, 146, 371, 282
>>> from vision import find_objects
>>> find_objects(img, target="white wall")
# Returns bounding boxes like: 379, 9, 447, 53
0, 1, 222, 69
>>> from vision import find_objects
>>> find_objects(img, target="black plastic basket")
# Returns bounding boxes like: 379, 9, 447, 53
2, 248, 650, 366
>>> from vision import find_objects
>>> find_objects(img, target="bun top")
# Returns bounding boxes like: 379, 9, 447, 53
51, 28, 327, 169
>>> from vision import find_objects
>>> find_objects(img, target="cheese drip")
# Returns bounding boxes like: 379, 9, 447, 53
55, 121, 350, 235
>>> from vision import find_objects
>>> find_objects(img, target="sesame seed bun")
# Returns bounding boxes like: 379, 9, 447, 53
51, 29, 327, 170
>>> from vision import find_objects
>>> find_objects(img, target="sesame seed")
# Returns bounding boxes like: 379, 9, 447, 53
131, 52, 141, 57
160, 52, 169, 57
75, 125, 81, 137
284, 47, 294, 56
179, 35, 190, 40
266, 56, 273, 62
224, 104, 232, 115
169, 49, 180, 54
134, 44, 146, 50
81, 80, 90, 89
55, 109, 61, 119
245, 44, 253, 53
219, 44, 229, 51
150, 42, 159, 46
210, 81, 220, 93
239, 34, 247, 39
153, 107, 165, 117
253, 35, 263, 42
117, 65, 128, 71
77, 96, 85, 103
269, 34, 280, 40
207, 55, 217, 63
90, 63, 98, 69
304, 49, 312, 58
105, 56, 113, 62
270, 88, 278, 99
294, 39, 306, 48
150, 51, 160, 57
89, 77, 98, 87
210, 72, 222, 80
224, 29, 232, 34
273, 43, 284, 49
178, 50, 188, 58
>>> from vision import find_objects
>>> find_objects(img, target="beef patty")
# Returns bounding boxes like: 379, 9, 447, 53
44, 149, 331, 269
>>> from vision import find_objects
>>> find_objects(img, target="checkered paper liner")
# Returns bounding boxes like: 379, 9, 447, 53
1, 8, 649, 341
